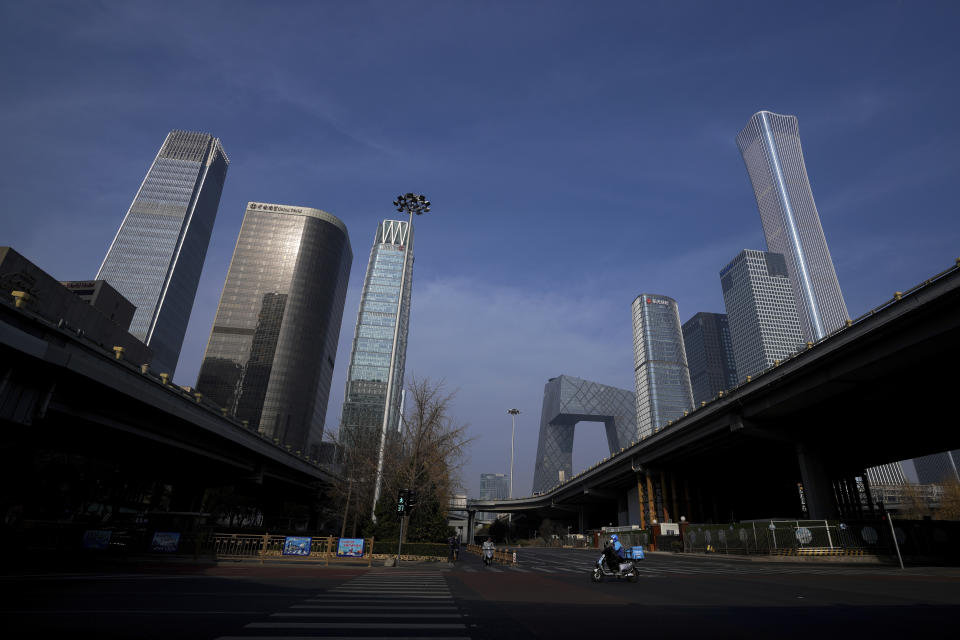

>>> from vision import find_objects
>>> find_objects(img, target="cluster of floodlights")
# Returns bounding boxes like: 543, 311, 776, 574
393, 193, 431, 215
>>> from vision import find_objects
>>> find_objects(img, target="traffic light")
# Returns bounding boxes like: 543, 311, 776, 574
396, 489, 408, 520
407, 489, 417, 507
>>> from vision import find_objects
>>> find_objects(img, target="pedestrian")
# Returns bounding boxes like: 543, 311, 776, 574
449, 535, 460, 562
448, 535, 456, 563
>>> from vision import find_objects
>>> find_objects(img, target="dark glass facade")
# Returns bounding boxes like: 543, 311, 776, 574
196, 202, 352, 453
913, 451, 960, 484
338, 220, 413, 451
682, 312, 738, 406
631, 294, 694, 438
97, 130, 229, 375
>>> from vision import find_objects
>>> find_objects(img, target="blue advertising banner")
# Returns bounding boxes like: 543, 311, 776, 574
150, 531, 181, 553
81, 530, 112, 550
282, 536, 312, 556
336, 537, 365, 557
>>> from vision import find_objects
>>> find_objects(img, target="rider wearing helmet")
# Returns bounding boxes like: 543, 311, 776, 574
604, 533, 626, 573
611, 534, 624, 559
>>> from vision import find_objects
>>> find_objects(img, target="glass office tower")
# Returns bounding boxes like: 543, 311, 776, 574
98, 130, 229, 375
682, 312, 738, 406
631, 295, 694, 439
479, 473, 510, 522
720, 250, 805, 380
737, 111, 849, 342
338, 220, 413, 451
195, 202, 352, 453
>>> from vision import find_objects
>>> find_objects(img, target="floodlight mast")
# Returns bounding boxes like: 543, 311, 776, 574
508, 408, 520, 499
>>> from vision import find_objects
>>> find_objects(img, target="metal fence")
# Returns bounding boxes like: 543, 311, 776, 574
205, 534, 373, 564
7, 523, 376, 564
683, 520, 848, 554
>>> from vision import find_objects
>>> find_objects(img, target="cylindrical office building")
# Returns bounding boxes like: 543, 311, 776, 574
196, 202, 352, 454
631, 294, 694, 439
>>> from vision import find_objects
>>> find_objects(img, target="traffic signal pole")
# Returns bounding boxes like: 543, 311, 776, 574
394, 489, 412, 567
396, 516, 404, 566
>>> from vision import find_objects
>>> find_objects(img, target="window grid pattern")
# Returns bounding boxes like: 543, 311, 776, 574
632, 295, 694, 439
339, 220, 414, 448
532, 375, 638, 494
682, 312, 738, 406
737, 111, 849, 341
720, 250, 804, 381
97, 130, 229, 374
195, 203, 352, 452
479, 473, 510, 520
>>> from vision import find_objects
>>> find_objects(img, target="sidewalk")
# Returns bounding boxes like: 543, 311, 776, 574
1, 551, 452, 577
642, 549, 888, 564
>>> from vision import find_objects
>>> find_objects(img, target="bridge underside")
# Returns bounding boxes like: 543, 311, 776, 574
0, 304, 337, 533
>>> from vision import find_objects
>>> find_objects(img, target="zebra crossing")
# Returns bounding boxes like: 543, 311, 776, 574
215, 571, 471, 639
457, 553, 932, 577
460, 564, 584, 574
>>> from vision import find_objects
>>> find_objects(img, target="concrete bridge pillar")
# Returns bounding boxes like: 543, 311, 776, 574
645, 470, 656, 525
466, 509, 476, 544
633, 472, 647, 528
796, 443, 839, 519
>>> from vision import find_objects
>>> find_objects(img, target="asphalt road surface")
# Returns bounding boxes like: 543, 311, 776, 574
4, 549, 959, 639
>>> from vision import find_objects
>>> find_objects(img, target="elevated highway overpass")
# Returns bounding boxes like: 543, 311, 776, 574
0, 295, 337, 525
469, 260, 960, 532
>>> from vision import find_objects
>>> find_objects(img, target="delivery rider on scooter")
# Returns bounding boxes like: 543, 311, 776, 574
605, 534, 626, 573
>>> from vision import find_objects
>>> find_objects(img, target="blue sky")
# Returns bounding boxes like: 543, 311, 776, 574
2, 1, 958, 497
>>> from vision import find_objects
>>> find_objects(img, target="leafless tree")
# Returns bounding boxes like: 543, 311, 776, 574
325, 377, 472, 541
935, 480, 960, 520
388, 377, 472, 541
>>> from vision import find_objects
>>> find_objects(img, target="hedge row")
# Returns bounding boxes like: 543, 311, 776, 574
371, 541, 449, 556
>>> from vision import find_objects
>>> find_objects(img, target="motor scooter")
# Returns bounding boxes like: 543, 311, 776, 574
591, 544, 640, 583
482, 543, 495, 566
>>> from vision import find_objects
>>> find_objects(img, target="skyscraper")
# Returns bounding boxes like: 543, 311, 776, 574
720, 250, 805, 380
682, 312, 738, 406
913, 451, 960, 484
195, 202, 352, 453
98, 130, 229, 375
737, 111, 849, 342
479, 473, 510, 522
480, 473, 510, 500
631, 295, 694, 439
338, 220, 413, 451
532, 375, 637, 494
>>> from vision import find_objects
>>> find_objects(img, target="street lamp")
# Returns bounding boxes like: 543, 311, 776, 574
371, 193, 431, 522
507, 409, 520, 500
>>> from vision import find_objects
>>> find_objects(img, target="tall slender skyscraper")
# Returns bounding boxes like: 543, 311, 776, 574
98, 130, 229, 375
195, 202, 352, 453
720, 250, 805, 380
737, 111, 849, 342
682, 312, 738, 406
339, 220, 413, 450
631, 294, 694, 439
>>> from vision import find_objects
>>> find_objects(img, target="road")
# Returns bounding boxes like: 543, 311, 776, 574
4, 549, 959, 639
